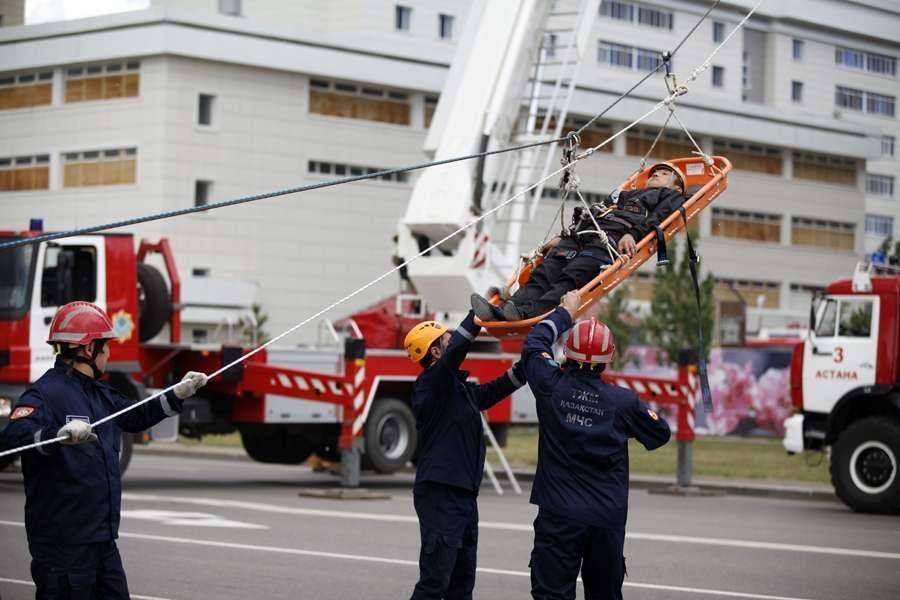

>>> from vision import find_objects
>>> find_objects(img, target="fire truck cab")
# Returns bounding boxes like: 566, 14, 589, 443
783, 264, 900, 513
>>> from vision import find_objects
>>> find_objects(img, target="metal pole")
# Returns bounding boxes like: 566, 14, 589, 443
676, 440, 693, 487
340, 439, 362, 488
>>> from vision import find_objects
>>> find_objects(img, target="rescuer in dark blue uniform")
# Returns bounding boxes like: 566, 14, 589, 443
404, 314, 526, 599
521, 291, 671, 600
0, 301, 207, 600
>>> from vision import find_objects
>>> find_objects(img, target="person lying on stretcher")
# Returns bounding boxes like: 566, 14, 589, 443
471, 161, 687, 322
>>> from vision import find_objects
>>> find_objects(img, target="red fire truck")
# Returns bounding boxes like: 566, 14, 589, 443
783, 265, 900, 514
0, 227, 522, 481
1, 226, 699, 484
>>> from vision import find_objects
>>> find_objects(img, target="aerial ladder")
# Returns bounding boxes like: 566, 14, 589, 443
397, 0, 602, 314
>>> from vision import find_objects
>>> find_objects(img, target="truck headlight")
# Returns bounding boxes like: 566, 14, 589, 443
0, 397, 11, 418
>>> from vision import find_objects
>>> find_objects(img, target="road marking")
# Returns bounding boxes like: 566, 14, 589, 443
122, 510, 268, 530
0, 576, 171, 600
0, 524, 821, 600
122, 493, 900, 561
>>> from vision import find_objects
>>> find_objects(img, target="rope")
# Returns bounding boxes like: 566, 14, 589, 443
573, 189, 622, 263
0, 137, 568, 251
0, 0, 764, 458
0, 97, 675, 460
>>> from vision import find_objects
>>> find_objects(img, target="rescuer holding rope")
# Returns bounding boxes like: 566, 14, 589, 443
521, 291, 671, 600
404, 312, 525, 599
0, 301, 207, 599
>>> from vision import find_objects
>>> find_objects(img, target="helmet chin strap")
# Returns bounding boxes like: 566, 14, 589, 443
59, 341, 106, 378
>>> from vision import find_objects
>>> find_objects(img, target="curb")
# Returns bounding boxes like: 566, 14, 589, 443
134, 445, 837, 503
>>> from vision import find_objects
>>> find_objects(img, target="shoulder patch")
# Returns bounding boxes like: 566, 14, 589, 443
647, 409, 659, 421
541, 352, 560, 367
10, 406, 35, 420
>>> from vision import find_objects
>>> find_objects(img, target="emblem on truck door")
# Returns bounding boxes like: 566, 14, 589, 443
111, 310, 135, 343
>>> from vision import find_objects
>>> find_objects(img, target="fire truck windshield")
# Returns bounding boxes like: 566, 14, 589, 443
0, 238, 36, 319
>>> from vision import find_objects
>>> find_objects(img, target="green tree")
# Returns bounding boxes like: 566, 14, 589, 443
643, 236, 715, 364
238, 303, 270, 345
596, 286, 645, 369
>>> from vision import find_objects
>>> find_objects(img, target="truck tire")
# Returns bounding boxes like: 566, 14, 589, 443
240, 426, 313, 464
119, 433, 134, 476
831, 417, 900, 514
137, 263, 171, 342
364, 398, 417, 474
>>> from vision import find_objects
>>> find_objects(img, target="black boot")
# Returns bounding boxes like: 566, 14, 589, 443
501, 302, 525, 321
470, 294, 506, 321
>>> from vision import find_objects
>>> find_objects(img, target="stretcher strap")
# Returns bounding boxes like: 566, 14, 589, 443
653, 226, 669, 267
678, 206, 713, 412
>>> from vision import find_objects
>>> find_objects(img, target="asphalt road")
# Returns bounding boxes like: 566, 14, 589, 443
1, 452, 898, 600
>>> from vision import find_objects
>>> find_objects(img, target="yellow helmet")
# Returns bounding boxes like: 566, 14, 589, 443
404, 321, 448, 363
648, 161, 686, 191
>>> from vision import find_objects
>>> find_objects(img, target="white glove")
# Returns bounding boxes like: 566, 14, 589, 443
174, 371, 208, 400
58, 420, 98, 445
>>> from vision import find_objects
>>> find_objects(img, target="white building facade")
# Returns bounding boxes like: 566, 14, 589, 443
0, 0, 896, 343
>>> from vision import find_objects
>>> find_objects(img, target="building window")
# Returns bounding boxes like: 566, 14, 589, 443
836, 46, 897, 76
600, 1, 672, 30
564, 116, 614, 152
395, 5, 412, 31
424, 95, 439, 128
0, 71, 53, 110
836, 86, 896, 116
865, 214, 894, 237
637, 5, 673, 29
0, 154, 50, 191
712, 140, 782, 175
218, 0, 241, 16
712, 66, 724, 88
308, 79, 411, 126
598, 42, 664, 72
307, 160, 409, 184
192, 329, 209, 344
192, 268, 210, 277
601, 1, 635, 22
792, 151, 856, 187
792, 39, 803, 61
835, 86, 864, 111
713, 21, 725, 43
194, 180, 212, 207
791, 216, 855, 251
867, 92, 896, 117
711, 208, 781, 243
64, 61, 139, 103
63, 148, 136, 187
791, 81, 803, 103
439, 14, 454, 39
867, 174, 895, 198
197, 93, 215, 126
741, 51, 749, 100
540, 187, 605, 204
883, 135, 896, 158
867, 52, 897, 77
715, 279, 781, 309
627, 126, 694, 159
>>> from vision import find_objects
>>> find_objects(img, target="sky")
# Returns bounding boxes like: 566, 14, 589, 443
26, 0, 151, 24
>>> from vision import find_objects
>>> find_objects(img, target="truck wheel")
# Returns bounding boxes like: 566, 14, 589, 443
119, 433, 134, 476
364, 398, 417, 474
831, 417, 900, 514
240, 426, 313, 464
137, 263, 171, 342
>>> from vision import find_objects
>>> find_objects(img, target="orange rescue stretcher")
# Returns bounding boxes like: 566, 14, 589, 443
476, 155, 733, 337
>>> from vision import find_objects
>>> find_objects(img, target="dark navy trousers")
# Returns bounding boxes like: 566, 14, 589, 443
530, 509, 626, 600
29, 541, 130, 600
410, 482, 479, 600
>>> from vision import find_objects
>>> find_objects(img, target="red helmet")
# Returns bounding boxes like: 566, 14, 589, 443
564, 319, 615, 364
47, 301, 117, 346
